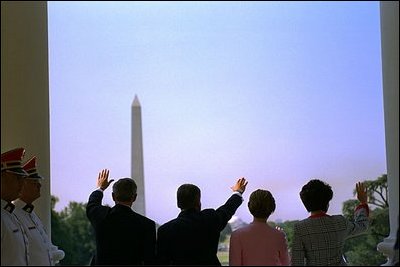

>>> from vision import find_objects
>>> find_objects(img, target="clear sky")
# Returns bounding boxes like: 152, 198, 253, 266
48, 1, 386, 225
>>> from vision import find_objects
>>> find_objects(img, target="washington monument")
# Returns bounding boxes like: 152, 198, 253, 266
131, 95, 145, 215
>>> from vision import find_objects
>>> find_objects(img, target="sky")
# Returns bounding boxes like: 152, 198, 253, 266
48, 1, 386, 225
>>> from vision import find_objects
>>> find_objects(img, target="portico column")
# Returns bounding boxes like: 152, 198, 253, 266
1, 0, 51, 236
1, 1, 64, 264
377, 1, 399, 265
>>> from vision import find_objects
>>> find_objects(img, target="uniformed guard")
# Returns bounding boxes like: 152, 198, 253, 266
13, 156, 55, 265
1, 147, 30, 266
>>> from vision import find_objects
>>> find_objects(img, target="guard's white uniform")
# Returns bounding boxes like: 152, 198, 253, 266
13, 199, 53, 266
1, 199, 29, 266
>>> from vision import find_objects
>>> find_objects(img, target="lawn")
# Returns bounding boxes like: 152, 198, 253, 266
217, 251, 229, 266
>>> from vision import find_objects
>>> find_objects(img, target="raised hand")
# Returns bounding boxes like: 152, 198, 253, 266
356, 181, 368, 204
231, 177, 248, 194
97, 169, 114, 191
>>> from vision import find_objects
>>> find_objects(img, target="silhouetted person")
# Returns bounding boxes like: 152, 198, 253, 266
86, 169, 156, 265
14, 156, 62, 265
229, 189, 290, 266
291, 179, 369, 266
1, 148, 29, 266
157, 177, 248, 265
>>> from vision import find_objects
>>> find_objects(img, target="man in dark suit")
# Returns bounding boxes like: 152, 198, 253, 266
157, 177, 248, 265
86, 169, 156, 265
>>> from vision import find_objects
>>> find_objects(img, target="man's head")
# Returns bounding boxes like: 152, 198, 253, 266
248, 189, 276, 220
177, 184, 201, 211
20, 179, 42, 204
1, 148, 28, 202
112, 178, 137, 205
300, 179, 333, 212
20, 157, 43, 204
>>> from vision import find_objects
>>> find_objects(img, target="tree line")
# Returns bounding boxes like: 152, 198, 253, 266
51, 174, 389, 266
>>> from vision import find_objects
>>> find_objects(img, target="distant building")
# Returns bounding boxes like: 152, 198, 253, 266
228, 215, 248, 231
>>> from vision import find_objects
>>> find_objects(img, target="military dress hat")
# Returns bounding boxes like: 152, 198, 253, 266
22, 156, 43, 179
1, 147, 28, 176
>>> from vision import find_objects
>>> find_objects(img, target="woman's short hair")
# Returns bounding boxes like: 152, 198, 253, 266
112, 178, 137, 202
300, 179, 333, 212
248, 189, 276, 219
177, 184, 201, 210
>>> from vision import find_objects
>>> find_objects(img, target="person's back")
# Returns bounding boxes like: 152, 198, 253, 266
293, 214, 365, 266
157, 178, 248, 265
86, 170, 156, 265
291, 179, 369, 266
230, 222, 288, 266
229, 189, 289, 266
94, 204, 155, 265
158, 208, 224, 265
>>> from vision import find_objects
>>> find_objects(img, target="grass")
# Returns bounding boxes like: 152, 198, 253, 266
217, 251, 229, 266
217, 235, 231, 266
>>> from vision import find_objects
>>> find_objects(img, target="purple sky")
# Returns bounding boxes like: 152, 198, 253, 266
48, 1, 386, 224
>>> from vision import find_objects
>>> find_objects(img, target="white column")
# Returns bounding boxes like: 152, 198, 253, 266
1, 1, 64, 262
132, 95, 146, 216
1, 0, 51, 236
377, 1, 399, 265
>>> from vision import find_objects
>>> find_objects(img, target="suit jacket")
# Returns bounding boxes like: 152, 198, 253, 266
86, 190, 156, 265
229, 221, 290, 266
157, 193, 243, 265
291, 203, 369, 266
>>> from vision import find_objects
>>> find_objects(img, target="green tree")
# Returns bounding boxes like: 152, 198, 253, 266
51, 196, 73, 265
219, 223, 232, 243
343, 207, 389, 266
342, 174, 389, 266
51, 197, 95, 265
276, 220, 300, 252
354, 174, 388, 209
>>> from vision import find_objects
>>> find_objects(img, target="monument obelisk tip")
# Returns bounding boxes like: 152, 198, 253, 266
132, 95, 141, 107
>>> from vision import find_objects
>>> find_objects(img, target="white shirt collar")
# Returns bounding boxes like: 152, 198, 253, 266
13, 199, 27, 209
